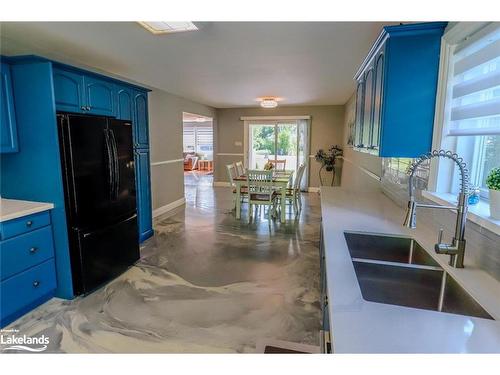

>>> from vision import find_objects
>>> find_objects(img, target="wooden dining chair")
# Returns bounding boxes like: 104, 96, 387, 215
282, 163, 306, 214
246, 170, 278, 219
235, 161, 245, 176
226, 163, 247, 209
269, 159, 286, 171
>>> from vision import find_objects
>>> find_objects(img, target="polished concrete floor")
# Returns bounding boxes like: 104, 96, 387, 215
2, 180, 321, 353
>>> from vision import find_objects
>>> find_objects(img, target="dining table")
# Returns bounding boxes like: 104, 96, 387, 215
233, 170, 294, 223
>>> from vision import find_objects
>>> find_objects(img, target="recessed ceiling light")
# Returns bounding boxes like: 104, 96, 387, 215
138, 22, 198, 35
259, 98, 279, 108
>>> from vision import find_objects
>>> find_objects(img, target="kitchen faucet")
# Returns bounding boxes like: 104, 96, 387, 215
403, 150, 469, 268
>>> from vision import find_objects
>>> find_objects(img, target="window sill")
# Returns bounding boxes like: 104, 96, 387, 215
422, 191, 500, 236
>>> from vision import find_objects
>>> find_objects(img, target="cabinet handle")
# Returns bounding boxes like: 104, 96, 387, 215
86, 106, 91, 111
29, 247, 38, 254
32, 280, 40, 288
26, 220, 33, 227
81, 106, 86, 111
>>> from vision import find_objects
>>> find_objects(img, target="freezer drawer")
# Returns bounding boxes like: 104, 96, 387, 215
71, 214, 140, 295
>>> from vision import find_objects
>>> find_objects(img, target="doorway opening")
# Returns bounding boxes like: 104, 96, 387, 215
183, 112, 214, 187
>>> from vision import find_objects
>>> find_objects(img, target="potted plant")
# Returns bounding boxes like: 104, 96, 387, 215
486, 167, 500, 220
315, 145, 343, 186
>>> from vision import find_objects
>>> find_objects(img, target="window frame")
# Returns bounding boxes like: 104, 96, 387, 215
429, 22, 497, 202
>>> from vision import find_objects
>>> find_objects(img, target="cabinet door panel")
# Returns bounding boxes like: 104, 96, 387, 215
133, 91, 149, 148
134, 149, 153, 242
53, 68, 85, 113
354, 81, 364, 148
117, 86, 133, 121
85, 76, 115, 116
0, 63, 19, 153
362, 68, 374, 149
371, 53, 384, 151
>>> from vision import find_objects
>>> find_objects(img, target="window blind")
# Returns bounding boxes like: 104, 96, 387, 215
183, 123, 213, 153
448, 24, 500, 136
196, 126, 213, 152
183, 125, 196, 152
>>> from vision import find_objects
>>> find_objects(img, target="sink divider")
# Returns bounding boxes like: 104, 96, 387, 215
438, 272, 447, 312
351, 257, 443, 272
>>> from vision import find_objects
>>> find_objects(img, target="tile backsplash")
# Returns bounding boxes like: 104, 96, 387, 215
381, 157, 500, 282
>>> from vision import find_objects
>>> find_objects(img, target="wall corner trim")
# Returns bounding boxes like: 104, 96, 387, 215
152, 197, 186, 218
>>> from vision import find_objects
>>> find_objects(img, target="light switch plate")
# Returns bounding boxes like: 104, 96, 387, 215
234, 141, 242, 147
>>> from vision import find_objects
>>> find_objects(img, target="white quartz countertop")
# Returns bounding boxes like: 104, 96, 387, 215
320, 187, 500, 353
0, 198, 54, 223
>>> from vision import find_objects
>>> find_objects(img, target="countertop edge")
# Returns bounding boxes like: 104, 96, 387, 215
0, 199, 55, 223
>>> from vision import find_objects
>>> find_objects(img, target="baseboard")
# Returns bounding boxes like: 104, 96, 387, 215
213, 181, 231, 187
308, 187, 320, 193
152, 197, 186, 218
139, 229, 154, 243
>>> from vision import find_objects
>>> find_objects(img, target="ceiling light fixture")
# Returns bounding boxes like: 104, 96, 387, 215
138, 22, 198, 35
259, 98, 279, 108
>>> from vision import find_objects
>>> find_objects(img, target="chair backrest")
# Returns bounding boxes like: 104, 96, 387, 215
269, 159, 286, 171
226, 163, 237, 186
293, 164, 306, 190
246, 170, 274, 193
235, 161, 244, 176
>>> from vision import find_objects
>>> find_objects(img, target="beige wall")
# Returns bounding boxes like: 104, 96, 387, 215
340, 93, 382, 192
215, 105, 345, 188
148, 89, 216, 212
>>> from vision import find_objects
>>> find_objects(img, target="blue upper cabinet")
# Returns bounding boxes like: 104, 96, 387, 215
53, 67, 117, 117
353, 22, 447, 157
53, 68, 86, 113
133, 90, 149, 148
84, 76, 115, 116
1, 62, 19, 153
116, 86, 134, 121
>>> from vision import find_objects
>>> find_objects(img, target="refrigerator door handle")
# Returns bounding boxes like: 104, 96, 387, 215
109, 129, 120, 200
103, 129, 115, 200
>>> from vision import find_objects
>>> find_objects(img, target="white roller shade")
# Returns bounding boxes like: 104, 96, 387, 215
183, 125, 196, 152
183, 122, 213, 154
448, 23, 500, 136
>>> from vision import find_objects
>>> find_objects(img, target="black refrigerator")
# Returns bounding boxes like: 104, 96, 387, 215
57, 113, 140, 296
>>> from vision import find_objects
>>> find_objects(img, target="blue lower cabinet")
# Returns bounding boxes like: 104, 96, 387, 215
1, 226, 54, 281
0, 259, 56, 327
0, 209, 57, 328
134, 148, 153, 242
0, 211, 51, 240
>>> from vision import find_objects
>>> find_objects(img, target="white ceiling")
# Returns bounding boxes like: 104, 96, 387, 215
0, 22, 395, 108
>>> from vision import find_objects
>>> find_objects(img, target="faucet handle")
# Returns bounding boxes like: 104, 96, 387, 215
437, 228, 444, 244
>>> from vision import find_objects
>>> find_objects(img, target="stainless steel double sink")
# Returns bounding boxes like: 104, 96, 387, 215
344, 232, 493, 320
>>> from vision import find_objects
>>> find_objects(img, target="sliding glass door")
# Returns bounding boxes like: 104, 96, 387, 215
249, 123, 276, 170
247, 119, 309, 189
